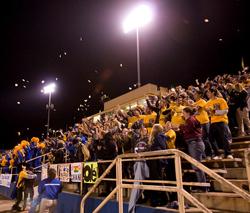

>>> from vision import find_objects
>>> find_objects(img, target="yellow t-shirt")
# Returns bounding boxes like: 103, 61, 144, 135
165, 129, 176, 149
171, 105, 185, 125
159, 107, 167, 126
206, 98, 229, 124
194, 99, 210, 124
9, 159, 15, 168
1, 156, 7, 166
143, 113, 157, 133
128, 115, 144, 128
17, 170, 28, 188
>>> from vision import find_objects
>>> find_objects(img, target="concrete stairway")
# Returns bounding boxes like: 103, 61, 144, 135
190, 137, 250, 213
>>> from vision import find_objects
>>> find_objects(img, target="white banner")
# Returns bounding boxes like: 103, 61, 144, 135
49, 164, 58, 178
71, 163, 83, 182
58, 164, 70, 182
0, 174, 12, 188
41, 164, 48, 180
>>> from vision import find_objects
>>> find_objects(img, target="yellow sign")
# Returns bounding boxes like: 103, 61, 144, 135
84, 162, 98, 184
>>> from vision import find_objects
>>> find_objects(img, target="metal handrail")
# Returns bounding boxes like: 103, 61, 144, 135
80, 149, 250, 213
0, 147, 68, 176
26, 147, 67, 163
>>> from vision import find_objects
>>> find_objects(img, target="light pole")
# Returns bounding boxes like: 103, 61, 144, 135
123, 4, 153, 88
43, 83, 56, 136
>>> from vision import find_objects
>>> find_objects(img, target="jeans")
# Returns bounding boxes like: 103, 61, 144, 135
28, 195, 42, 213
128, 161, 149, 213
209, 122, 231, 156
236, 107, 250, 135
201, 123, 213, 157
225, 124, 232, 143
187, 140, 206, 183
39, 198, 57, 213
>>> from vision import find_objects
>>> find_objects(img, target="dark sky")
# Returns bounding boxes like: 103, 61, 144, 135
1, 0, 249, 149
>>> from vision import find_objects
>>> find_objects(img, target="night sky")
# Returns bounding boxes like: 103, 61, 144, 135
1, 0, 249, 149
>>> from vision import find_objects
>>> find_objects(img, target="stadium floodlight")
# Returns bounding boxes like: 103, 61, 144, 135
122, 4, 153, 87
123, 4, 153, 33
43, 83, 56, 94
43, 83, 56, 135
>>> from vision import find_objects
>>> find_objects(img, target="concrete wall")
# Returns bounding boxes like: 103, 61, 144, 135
104, 83, 160, 111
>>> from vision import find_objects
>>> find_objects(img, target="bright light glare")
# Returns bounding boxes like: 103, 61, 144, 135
43, 83, 56, 94
123, 4, 153, 33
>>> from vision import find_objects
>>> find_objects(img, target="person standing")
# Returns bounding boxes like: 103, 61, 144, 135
193, 91, 213, 159
205, 88, 233, 159
12, 163, 37, 212
23, 165, 36, 211
235, 83, 250, 136
148, 124, 168, 206
179, 107, 207, 187
38, 168, 62, 213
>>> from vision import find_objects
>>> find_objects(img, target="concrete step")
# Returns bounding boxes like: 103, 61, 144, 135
182, 158, 243, 168
212, 179, 249, 192
156, 207, 201, 212
232, 136, 250, 142
192, 192, 250, 212
219, 148, 246, 158
223, 168, 247, 179
230, 141, 250, 149
156, 206, 223, 212
201, 158, 243, 168
184, 169, 227, 174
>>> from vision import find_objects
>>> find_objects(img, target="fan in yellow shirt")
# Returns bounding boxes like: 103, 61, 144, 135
205, 96, 229, 124
159, 106, 167, 126
143, 111, 157, 133
164, 122, 176, 149
205, 88, 232, 160
128, 109, 144, 128
1, 155, 7, 167
170, 102, 185, 125
193, 92, 210, 125
193, 91, 214, 158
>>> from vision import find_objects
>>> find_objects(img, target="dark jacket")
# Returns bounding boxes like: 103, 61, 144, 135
102, 141, 117, 160
102, 133, 117, 160
53, 145, 65, 164
235, 90, 248, 109
75, 143, 85, 162
24, 170, 36, 190
150, 133, 167, 151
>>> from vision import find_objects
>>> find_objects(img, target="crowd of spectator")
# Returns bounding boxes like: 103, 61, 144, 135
1, 68, 250, 207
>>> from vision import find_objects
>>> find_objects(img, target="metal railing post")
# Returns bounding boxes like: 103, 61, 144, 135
65, 150, 67, 163
79, 149, 250, 213
244, 149, 250, 191
116, 158, 123, 213
80, 162, 84, 195
175, 152, 185, 213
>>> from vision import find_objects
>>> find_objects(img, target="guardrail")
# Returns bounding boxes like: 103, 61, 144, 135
80, 149, 250, 213
0, 147, 68, 176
